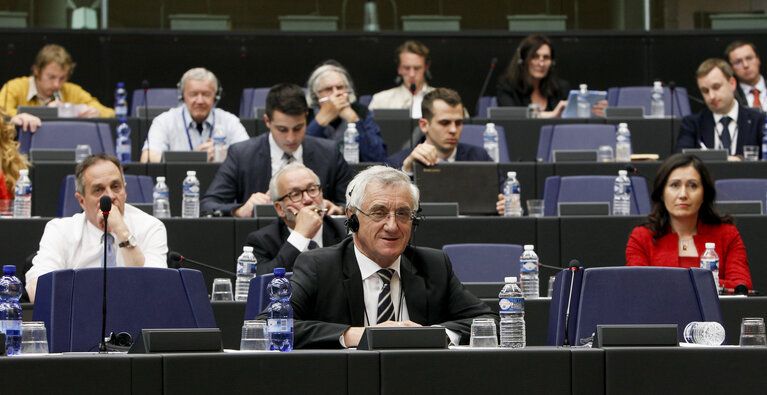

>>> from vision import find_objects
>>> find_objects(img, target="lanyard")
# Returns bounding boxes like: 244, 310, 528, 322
181, 108, 216, 151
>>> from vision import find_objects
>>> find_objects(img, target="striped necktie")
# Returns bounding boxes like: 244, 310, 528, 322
102, 234, 116, 267
376, 268, 396, 323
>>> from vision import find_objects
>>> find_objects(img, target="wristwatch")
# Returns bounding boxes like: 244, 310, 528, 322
118, 234, 137, 249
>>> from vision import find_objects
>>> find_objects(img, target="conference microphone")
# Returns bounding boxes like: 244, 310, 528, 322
409, 82, 416, 95
169, 251, 236, 276
722, 284, 759, 296
99, 194, 112, 353
475, 57, 498, 116
624, 164, 638, 175
667, 81, 705, 106
100, 195, 112, 215
141, 80, 151, 159
563, 259, 581, 347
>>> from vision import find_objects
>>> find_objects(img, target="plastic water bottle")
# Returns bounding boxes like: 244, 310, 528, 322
267, 268, 293, 352
499, 276, 525, 348
503, 171, 522, 217
701, 243, 720, 293
520, 245, 539, 299
615, 122, 632, 162
343, 123, 359, 164
0, 265, 23, 355
761, 116, 767, 160
114, 82, 128, 118
13, 169, 31, 218
235, 246, 257, 301
683, 321, 725, 346
650, 81, 665, 118
612, 170, 631, 216
181, 170, 200, 218
115, 118, 132, 163
577, 83, 590, 118
212, 126, 227, 163
152, 176, 170, 218
483, 122, 499, 163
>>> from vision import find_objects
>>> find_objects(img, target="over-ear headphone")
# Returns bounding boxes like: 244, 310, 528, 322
515, 41, 556, 70
345, 213, 360, 233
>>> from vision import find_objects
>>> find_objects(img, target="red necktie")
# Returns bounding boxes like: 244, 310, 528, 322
752, 88, 762, 108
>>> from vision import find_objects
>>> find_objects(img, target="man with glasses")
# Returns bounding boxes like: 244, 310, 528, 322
284, 165, 496, 349
726, 41, 766, 112
245, 163, 347, 275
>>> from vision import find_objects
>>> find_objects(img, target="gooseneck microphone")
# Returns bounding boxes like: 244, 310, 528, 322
141, 80, 151, 160
409, 82, 418, 147
475, 57, 498, 117
169, 251, 236, 276
563, 259, 581, 347
99, 195, 111, 353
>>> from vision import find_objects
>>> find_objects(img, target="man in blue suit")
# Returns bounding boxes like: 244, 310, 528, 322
200, 83, 352, 217
676, 58, 765, 161
386, 87, 491, 173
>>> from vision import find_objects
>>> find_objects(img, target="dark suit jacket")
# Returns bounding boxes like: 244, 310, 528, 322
286, 237, 497, 349
200, 133, 352, 215
496, 78, 571, 111
735, 84, 748, 108
675, 105, 765, 156
385, 140, 493, 170
246, 216, 348, 275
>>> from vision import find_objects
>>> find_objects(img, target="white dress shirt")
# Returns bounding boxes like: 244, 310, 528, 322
286, 224, 324, 251
739, 75, 767, 111
712, 101, 740, 155
268, 133, 304, 176
142, 104, 249, 154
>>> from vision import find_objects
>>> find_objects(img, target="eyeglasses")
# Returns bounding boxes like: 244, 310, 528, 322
733, 55, 757, 68
278, 184, 321, 202
317, 84, 347, 96
353, 206, 414, 223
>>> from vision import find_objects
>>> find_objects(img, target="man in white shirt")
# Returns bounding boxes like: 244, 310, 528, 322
368, 40, 435, 119
726, 40, 767, 112
140, 67, 249, 163
25, 154, 168, 302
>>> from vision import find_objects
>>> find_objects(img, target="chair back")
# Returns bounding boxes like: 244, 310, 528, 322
130, 88, 179, 116
18, 121, 115, 156
536, 124, 618, 162
460, 124, 510, 162
542, 175, 651, 216
243, 272, 294, 320
358, 94, 373, 107
239, 87, 272, 118
442, 243, 523, 282
476, 96, 498, 117
33, 267, 215, 352
716, 178, 767, 213
57, 174, 155, 217
606, 86, 691, 117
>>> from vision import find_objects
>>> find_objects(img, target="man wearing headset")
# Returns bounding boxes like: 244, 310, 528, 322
284, 165, 497, 349
368, 40, 435, 119
140, 67, 249, 163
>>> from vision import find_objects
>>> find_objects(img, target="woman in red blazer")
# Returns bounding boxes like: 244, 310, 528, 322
625, 153, 752, 290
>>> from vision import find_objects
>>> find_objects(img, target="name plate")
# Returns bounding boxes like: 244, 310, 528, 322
357, 326, 448, 350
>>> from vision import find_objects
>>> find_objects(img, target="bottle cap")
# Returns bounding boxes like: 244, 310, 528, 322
486, 122, 495, 128
505, 276, 517, 283
618, 170, 627, 176
653, 81, 662, 88
156, 176, 165, 182
347, 123, 357, 130
187, 170, 196, 176
117, 82, 124, 88
3, 265, 15, 275
524, 244, 534, 250
507, 171, 516, 178
120, 117, 127, 123
274, 268, 286, 276
19, 169, 28, 176
579, 83, 587, 90
618, 122, 628, 129
705, 242, 715, 249
243, 246, 254, 252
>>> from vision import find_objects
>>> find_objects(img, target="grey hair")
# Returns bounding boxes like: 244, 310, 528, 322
179, 67, 219, 96
305, 63, 357, 107
346, 165, 419, 211
74, 154, 125, 196
268, 163, 322, 202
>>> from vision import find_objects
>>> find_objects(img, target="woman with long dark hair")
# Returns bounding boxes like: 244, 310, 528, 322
496, 34, 569, 118
625, 153, 752, 290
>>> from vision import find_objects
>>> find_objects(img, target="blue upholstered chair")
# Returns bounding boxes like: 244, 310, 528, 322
130, 88, 179, 116
606, 86, 691, 117
535, 124, 618, 162
460, 124, 510, 162
239, 87, 272, 118
33, 267, 216, 352
442, 243, 523, 282
357, 94, 373, 107
547, 266, 724, 346
57, 174, 154, 217
715, 178, 767, 214
243, 271, 294, 320
476, 96, 498, 118
17, 121, 115, 156
541, 175, 651, 216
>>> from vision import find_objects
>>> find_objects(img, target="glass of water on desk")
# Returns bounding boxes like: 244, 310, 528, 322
740, 317, 767, 346
240, 320, 270, 351
20, 321, 49, 354
470, 318, 498, 348
211, 278, 233, 301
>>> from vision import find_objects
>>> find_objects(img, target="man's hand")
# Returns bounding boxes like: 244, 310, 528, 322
10, 113, 42, 133
78, 106, 101, 118
102, 203, 130, 242
315, 92, 356, 126
323, 199, 343, 215
402, 143, 438, 173
728, 155, 743, 162
292, 205, 324, 239
496, 193, 505, 216
342, 320, 422, 348
195, 139, 215, 162
233, 192, 271, 218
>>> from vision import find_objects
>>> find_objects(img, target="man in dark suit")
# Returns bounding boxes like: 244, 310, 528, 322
676, 58, 765, 161
385, 87, 492, 173
287, 165, 497, 349
200, 83, 352, 217
725, 40, 766, 112
246, 163, 347, 275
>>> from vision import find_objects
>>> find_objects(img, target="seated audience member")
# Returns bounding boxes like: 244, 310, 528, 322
246, 163, 347, 275
0, 44, 114, 118
675, 58, 765, 161
368, 40, 435, 118
625, 153, 752, 290
386, 88, 492, 174
0, 113, 29, 199
283, 165, 498, 348
200, 83, 351, 217
496, 34, 569, 118
140, 67, 249, 163
305, 61, 387, 162
25, 154, 168, 302
725, 40, 767, 112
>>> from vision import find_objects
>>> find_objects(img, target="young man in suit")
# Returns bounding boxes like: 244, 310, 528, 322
675, 58, 765, 161
246, 163, 347, 275
200, 83, 352, 217
286, 165, 497, 349
725, 41, 766, 112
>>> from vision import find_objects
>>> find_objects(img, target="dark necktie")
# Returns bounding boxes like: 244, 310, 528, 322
282, 152, 295, 166
719, 116, 732, 152
102, 234, 116, 267
196, 122, 204, 134
752, 88, 762, 108
308, 240, 319, 250
376, 268, 396, 323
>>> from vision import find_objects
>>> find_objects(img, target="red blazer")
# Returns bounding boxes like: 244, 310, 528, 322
626, 222, 752, 290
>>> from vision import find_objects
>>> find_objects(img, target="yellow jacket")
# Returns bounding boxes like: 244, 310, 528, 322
0, 76, 115, 117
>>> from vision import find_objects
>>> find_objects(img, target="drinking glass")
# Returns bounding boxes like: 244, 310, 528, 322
526, 199, 545, 217
20, 321, 49, 354
470, 318, 498, 348
740, 317, 767, 346
240, 320, 270, 351
211, 278, 233, 301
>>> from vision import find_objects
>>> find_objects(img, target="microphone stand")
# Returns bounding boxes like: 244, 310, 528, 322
141, 81, 150, 161
99, 208, 110, 353
409, 83, 417, 148
562, 263, 579, 347
475, 57, 497, 117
